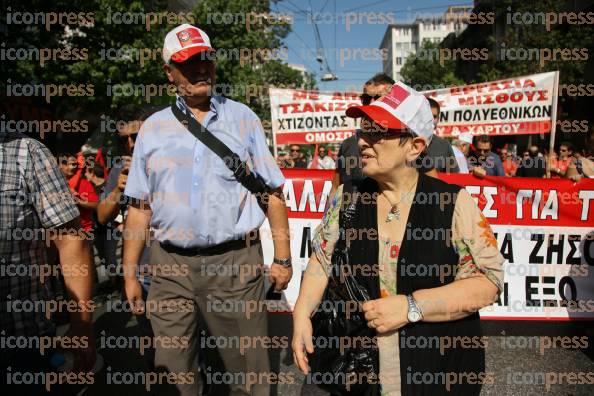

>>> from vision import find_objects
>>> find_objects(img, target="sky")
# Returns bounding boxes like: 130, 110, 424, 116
271, 0, 473, 92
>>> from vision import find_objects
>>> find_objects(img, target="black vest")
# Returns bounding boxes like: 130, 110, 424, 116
346, 173, 484, 396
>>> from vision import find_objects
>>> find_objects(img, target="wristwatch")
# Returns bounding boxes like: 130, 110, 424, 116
406, 294, 423, 323
273, 257, 292, 268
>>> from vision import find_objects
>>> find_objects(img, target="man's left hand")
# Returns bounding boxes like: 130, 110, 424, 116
269, 264, 292, 292
362, 295, 409, 334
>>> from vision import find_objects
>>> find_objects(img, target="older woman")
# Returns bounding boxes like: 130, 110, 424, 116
292, 82, 504, 396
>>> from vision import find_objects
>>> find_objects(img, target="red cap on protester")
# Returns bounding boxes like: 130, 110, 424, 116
162, 24, 215, 64
346, 82, 434, 145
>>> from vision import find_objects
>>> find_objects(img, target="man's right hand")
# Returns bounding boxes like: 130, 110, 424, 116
124, 278, 145, 315
122, 201, 152, 316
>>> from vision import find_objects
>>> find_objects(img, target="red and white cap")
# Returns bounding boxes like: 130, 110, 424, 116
162, 24, 215, 64
346, 81, 434, 145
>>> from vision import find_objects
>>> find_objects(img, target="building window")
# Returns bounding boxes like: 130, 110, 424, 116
396, 57, 402, 65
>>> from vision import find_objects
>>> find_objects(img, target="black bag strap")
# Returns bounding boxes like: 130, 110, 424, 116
337, 181, 359, 249
170, 103, 272, 208
326, 182, 370, 302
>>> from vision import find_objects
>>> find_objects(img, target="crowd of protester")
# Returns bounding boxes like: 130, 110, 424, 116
276, 144, 336, 170
2, 62, 593, 395
50, 107, 146, 297
467, 139, 594, 180
22, 72, 594, 309
10, 73, 594, 316
277, 126, 594, 182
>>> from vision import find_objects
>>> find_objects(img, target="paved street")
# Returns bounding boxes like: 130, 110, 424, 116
65, 293, 594, 396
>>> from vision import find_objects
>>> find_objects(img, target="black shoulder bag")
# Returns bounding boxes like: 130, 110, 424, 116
308, 183, 380, 396
170, 103, 272, 210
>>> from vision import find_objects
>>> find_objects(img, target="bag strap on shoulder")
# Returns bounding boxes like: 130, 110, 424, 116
170, 103, 272, 209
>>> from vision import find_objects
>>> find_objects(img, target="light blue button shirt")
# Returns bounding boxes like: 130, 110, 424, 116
125, 95, 285, 248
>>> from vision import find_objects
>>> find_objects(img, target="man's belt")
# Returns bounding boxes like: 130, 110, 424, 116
160, 230, 260, 256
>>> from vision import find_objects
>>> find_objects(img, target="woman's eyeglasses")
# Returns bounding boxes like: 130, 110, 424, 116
356, 129, 410, 142
359, 94, 381, 105
357, 117, 410, 142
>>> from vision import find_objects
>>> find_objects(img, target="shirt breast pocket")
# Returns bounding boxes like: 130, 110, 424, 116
0, 163, 30, 229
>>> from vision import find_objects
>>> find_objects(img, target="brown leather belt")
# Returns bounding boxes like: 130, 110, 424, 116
160, 230, 260, 256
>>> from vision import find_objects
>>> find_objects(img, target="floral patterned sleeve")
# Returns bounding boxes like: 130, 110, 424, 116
311, 185, 343, 275
452, 188, 504, 291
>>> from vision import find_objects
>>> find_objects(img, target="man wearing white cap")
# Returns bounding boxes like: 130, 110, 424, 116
123, 24, 292, 396
451, 132, 473, 174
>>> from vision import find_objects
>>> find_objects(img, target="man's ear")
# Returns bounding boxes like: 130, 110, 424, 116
163, 63, 174, 83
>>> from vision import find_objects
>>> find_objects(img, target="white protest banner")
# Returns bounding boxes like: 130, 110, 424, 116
423, 71, 557, 137
443, 173, 594, 320
269, 88, 361, 145
262, 170, 594, 321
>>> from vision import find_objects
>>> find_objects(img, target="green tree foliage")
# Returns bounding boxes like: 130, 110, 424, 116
399, 40, 464, 90
3, 0, 173, 151
468, 0, 594, 145
4, 0, 310, 150
401, 0, 594, 89
4, 0, 170, 115
474, 0, 594, 85
191, 0, 311, 121
398, 0, 594, 147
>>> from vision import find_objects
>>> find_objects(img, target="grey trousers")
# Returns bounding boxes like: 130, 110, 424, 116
147, 240, 270, 396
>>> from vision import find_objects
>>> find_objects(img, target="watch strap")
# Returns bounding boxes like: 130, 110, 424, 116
273, 257, 292, 267
406, 294, 423, 320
